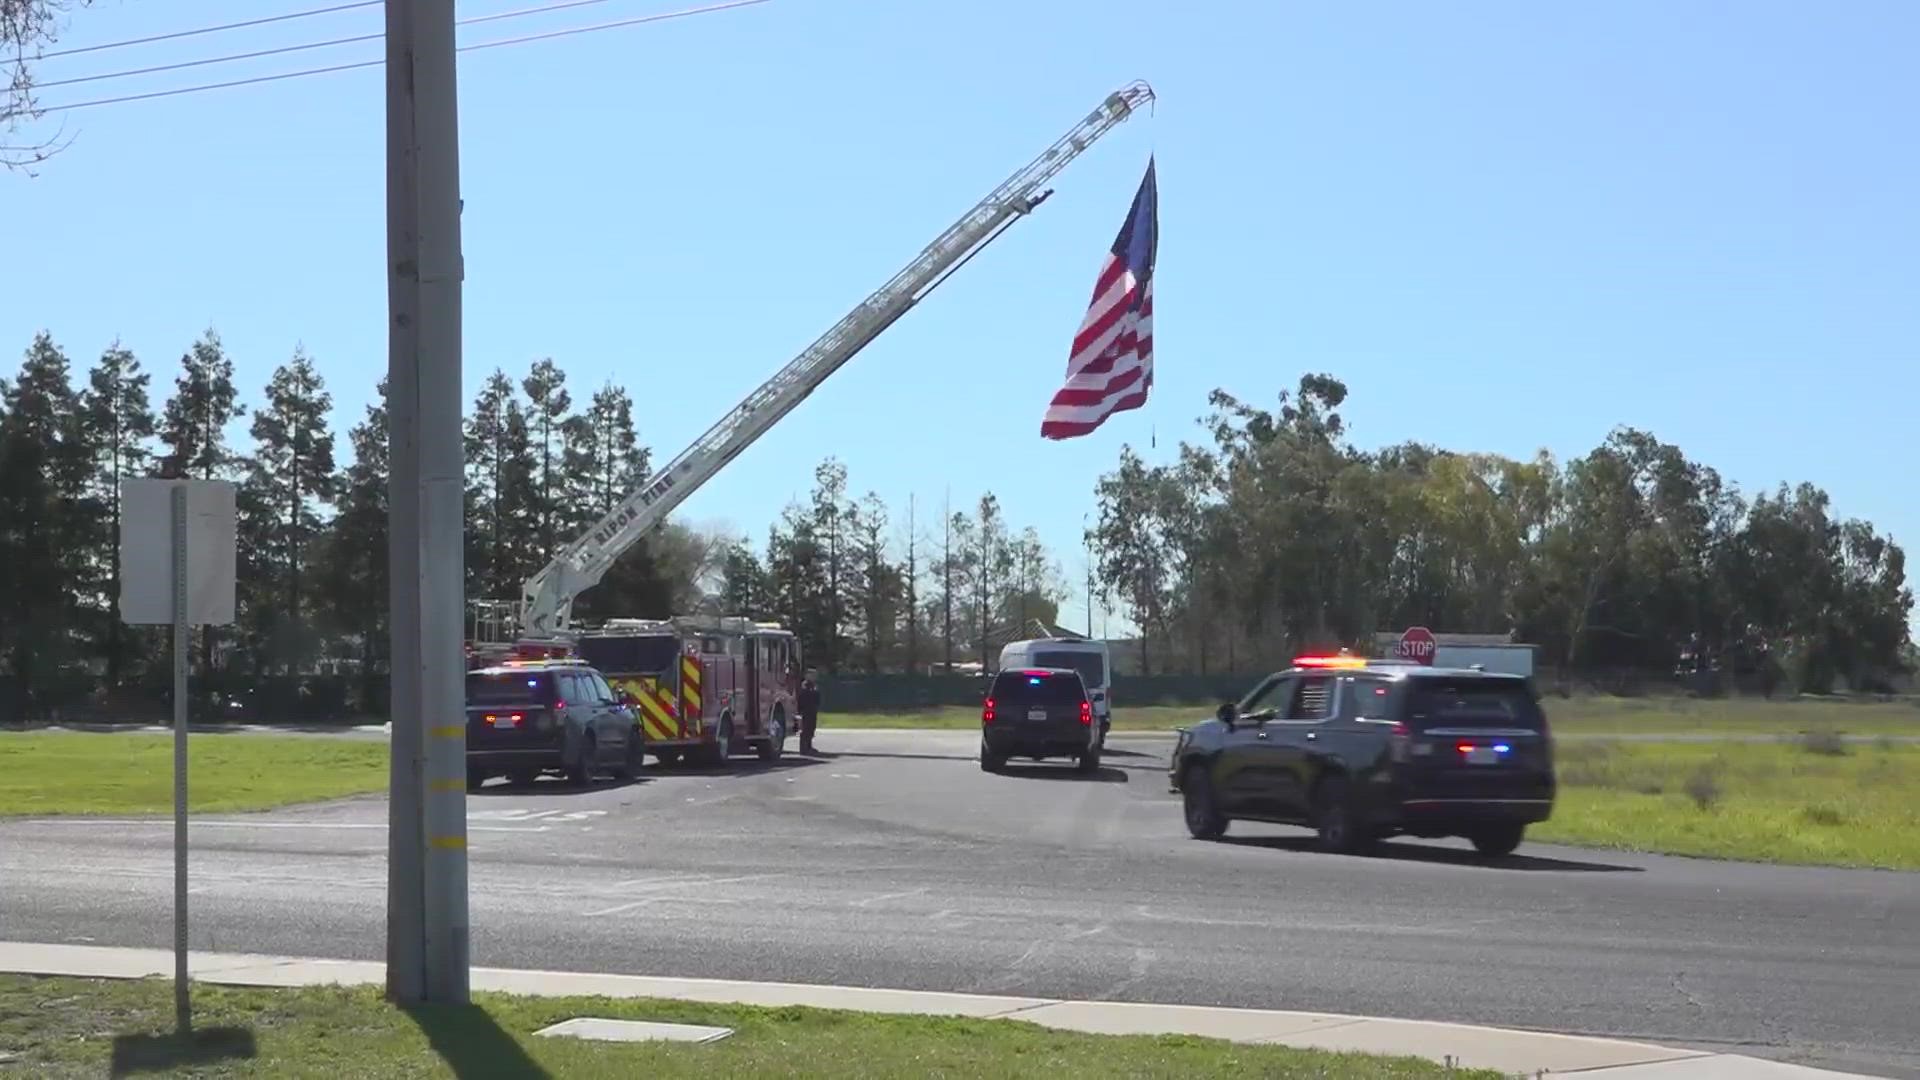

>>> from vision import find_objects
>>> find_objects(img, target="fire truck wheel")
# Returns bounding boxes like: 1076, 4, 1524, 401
757, 711, 786, 762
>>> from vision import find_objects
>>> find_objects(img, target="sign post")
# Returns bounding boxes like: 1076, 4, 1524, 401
1396, 626, 1438, 666
119, 479, 238, 1035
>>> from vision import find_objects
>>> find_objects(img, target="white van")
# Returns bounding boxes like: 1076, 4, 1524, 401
997, 637, 1113, 745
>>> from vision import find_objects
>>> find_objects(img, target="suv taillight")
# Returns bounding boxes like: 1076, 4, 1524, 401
982, 697, 996, 725
1079, 700, 1092, 726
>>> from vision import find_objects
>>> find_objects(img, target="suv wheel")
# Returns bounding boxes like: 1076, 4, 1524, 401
613, 727, 643, 781
568, 733, 596, 787
1469, 823, 1525, 858
979, 737, 1005, 773
466, 766, 485, 792
1182, 763, 1228, 839
1312, 775, 1371, 854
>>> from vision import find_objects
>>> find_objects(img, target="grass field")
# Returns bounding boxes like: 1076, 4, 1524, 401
823, 694, 1920, 737
0, 733, 387, 816
0, 975, 1494, 1080
1533, 738, 1920, 870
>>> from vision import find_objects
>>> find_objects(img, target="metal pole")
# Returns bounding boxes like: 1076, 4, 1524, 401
385, 0, 469, 1005
171, 484, 191, 1033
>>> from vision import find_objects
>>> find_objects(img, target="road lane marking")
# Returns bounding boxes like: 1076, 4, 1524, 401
853, 887, 928, 908
582, 874, 783, 917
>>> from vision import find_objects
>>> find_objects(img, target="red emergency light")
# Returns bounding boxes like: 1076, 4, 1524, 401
1291, 654, 1368, 669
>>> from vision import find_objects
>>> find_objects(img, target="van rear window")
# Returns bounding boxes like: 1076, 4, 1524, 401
989, 670, 1087, 705
1032, 650, 1106, 687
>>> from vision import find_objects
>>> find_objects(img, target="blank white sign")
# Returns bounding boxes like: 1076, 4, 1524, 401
119, 479, 238, 627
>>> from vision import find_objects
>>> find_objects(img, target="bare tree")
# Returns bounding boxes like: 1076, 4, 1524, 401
3, 1, 89, 171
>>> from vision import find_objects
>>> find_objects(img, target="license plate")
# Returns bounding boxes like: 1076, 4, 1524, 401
1464, 746, 1499, 765
1027, 708, 1048, 722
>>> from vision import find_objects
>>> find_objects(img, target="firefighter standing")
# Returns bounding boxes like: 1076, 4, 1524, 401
797, 667, 821, 755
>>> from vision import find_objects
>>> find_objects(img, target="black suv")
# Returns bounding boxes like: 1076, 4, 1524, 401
1168, 657, 1555, 856
980, 667, 1101, 774
465, 660, 644, 789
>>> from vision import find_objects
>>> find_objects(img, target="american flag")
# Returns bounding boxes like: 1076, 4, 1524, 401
1041, 157, 1157, 440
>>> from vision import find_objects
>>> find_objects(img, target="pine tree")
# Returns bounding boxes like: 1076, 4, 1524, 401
718, 540, 772, 618
522, 358, 572, 564
974, 492, 1009, 666
152, 329, 246, 675
464, 370, 539, 601
321, 378, 390, 705
78, 340, 158, 686
0, 333, 98, 714
155, 329, 245, 482
239, 348, 339, 673
560, 381, 671, 622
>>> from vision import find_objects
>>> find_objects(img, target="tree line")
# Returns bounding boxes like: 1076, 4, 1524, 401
1087, 374, 1913, 694
0, 330, 1075, 715
713, 461, 1073, 676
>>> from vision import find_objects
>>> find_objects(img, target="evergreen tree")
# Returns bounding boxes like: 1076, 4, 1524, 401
320, 378, 390, 704
155, 328, 245, 482
0, 333, 97, 713
78, 340, 158, 685
718, 539, 772, 618
464, 370, 540, 602
559, 381, 671, 621
237, 348, 338, 672
522, 357, 572, 564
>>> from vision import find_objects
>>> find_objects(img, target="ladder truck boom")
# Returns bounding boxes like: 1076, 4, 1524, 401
517, 81, 1155, 637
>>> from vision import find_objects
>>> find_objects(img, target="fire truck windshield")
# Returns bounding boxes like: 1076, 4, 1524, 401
575, 634, 681, 675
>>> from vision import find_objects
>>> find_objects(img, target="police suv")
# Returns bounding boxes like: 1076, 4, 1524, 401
1168, 655, 1556, 857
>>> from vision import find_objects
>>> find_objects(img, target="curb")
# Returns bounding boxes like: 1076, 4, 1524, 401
0, 941, 1881, 1078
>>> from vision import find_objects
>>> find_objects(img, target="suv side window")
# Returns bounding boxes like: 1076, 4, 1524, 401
1344, 676, 1395, 720
1284, 675, 1335, 721
1237, 676, 1293, 717
583, 668, 614, 703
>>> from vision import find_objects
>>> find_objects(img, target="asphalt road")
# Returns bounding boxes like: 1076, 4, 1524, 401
3, 729, 1915, 1079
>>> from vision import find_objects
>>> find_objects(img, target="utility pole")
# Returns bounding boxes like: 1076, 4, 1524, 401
385, 0, 469, 1005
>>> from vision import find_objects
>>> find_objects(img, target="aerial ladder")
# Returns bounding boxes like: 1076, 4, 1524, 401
495, 81, 1156, 642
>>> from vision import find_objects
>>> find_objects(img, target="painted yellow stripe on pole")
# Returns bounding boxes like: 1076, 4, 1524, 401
429, 836, 466, 850
429, 726, 463, 739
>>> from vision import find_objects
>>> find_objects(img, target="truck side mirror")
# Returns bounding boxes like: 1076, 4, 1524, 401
1216, 702, 1236, 728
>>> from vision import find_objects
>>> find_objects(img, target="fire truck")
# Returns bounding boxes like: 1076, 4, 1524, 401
571, 616, 801, 765
464, 83, 1155, 745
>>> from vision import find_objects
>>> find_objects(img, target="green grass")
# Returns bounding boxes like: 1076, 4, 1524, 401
0, 974, 1495, 1080
825, 694, 1920, 738
0, 733, 387, 817
1533, 739, 1920, 870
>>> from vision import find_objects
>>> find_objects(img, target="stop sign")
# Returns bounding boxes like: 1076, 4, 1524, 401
1396, 626, 1437, 665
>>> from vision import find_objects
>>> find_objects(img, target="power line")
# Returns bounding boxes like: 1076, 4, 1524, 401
38, 0, 635, 91
39, 1, 381, 61
36, 0, 772, 115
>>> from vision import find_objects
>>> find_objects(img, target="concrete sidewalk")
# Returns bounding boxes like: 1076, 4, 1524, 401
0, 941, 1882, 1078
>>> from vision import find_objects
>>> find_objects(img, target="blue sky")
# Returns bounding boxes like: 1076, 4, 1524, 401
7, 0, 1916, 633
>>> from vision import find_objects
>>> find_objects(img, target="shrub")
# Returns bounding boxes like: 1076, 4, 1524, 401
1683, 765, 1723, 811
